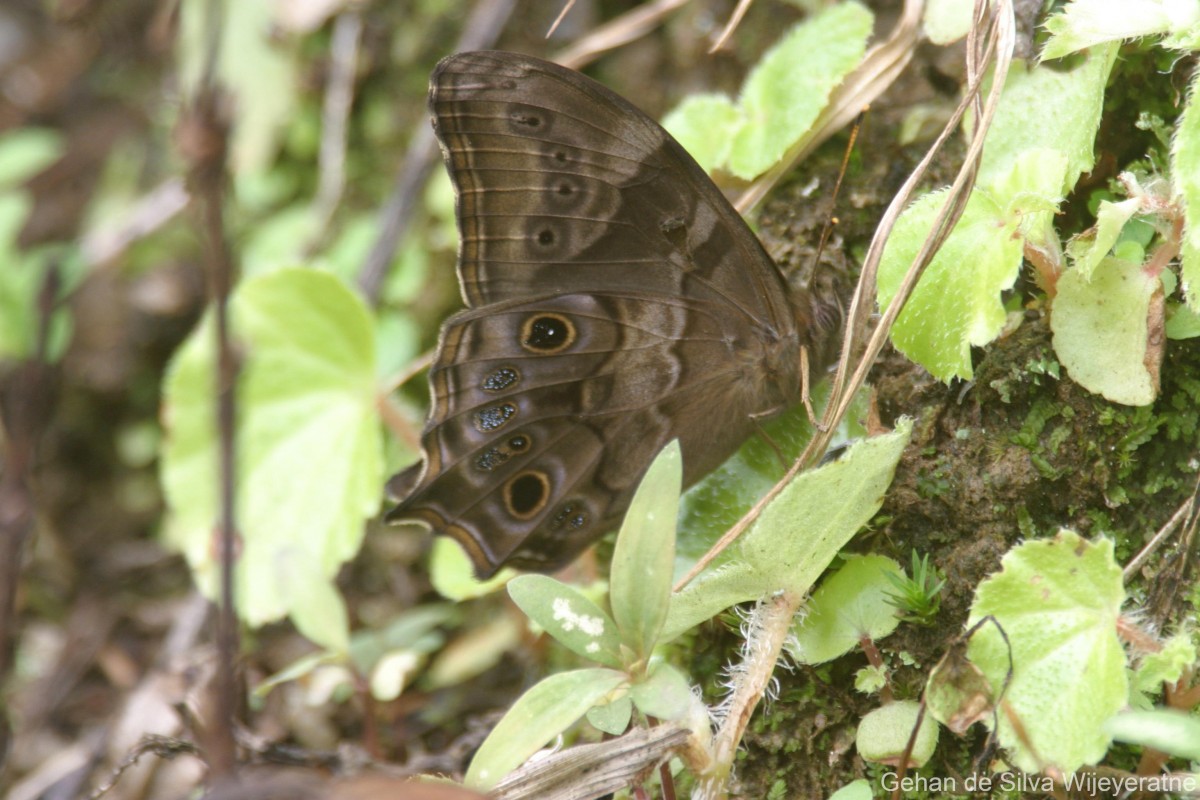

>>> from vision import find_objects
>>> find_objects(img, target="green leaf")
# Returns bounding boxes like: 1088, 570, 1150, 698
1051, 257, 1160, 406
728, 2, 872, 179
828, 779, 873, 800
678, 384, 838, 564
0, 128, 62, 188
923, 0, 974, 45
966, 531, 1127, 774
346, 604, 455, 674
878, 189, 1024, 381
1173, 68, 1200, 310
787, 555, 904, 665
465, 668, 627, 790
586, 693, 632, 735
977, 48, 1117, 193
1130, 632, 1197, 708
854, 664, 888, 694
629, 661, 692, 721
161, 268, 382, 648
662, 94, 741, 174
1166, 301, 1200, 339
855, 700, 939, 767
662, 420, 911, 640
1105, 709, 1200, 760
429, 537, 513, 600
507, 574, 624, 669
1042, 0, 1200, 59
1067, 198, 1142, 280
611, 441, 681, 660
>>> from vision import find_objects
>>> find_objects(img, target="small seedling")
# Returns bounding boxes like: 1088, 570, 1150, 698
884, 550, 946, 624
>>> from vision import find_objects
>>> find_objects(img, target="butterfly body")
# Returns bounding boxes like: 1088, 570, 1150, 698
387, 51, 834, 577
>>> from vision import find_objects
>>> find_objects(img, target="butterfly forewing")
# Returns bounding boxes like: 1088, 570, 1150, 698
388, 51, 809, 577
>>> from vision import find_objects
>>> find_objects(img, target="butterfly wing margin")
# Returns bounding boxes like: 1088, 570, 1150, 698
430, 51, 797, 336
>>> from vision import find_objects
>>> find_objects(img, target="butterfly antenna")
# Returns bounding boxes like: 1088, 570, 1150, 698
812, 108, 867, 270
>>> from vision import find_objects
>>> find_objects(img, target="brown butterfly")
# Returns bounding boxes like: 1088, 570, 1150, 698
387, 51, 838, 577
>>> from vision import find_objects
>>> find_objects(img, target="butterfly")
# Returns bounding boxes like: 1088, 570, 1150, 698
387, 51, 838, 577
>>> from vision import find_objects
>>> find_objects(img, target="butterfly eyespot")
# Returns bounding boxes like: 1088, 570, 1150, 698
475, 447, 509, 471
552, 502, 589, 532
536, 228, 555, 246
507, 435, 530, 452
555, 182, 573, 195
553, 150, 567, 163
505, 470, 550, 519
483, 367, 520, 392
521, 313, 575, 353
474, 402, 517, 432
511, 111, 542, 128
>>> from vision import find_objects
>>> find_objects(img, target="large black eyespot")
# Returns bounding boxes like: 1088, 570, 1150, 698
536, 228, 555, 246
505, 470, 550, 519
483, 367, 520, 392
474, 403, 516, 432
521, 313, 575, 354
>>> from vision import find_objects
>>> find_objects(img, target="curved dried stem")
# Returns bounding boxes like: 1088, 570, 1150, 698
677, 0, 1016, 593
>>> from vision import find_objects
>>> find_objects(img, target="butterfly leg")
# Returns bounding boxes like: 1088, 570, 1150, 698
799, 345, 829, 431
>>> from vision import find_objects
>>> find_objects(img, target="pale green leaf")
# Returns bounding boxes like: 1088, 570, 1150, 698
507, 575, 623, 669
678, 384, 837, 565
587, 693, 632, 735
967, 531, 1127, 774
611, 441, 680, 659
423, 615, 522, 690
465, 668, 627, 790
727, 2, 872, 179
1051, 256, 1160, 405
429, 537, 513, 600
854, 664, 888, 694
1173, 68, 1200, 310
1042, 0, 1200, 59
0, 128, 62, 188
629, 662, 692, 721
663, 420, 911, 640
286, 555, 351, 652
855, 700, 940, 767
828, 779, 873, 800
346, 605, 455, 674
1105, 709, 1200, 760
923, 0, 975, 44
977, 49, 1117, 194
161, 268, 382, 638
878, 189, 1024, 381
1067, 198, 1143, 280
787, 555, 904, 665
1166, 302, 1200, 338
1130, 633, 1197, 708
662, 94, 741, 174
